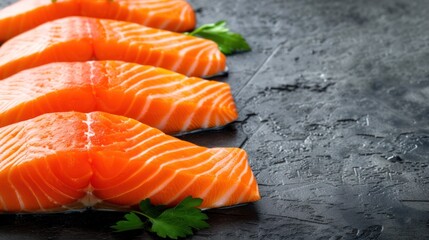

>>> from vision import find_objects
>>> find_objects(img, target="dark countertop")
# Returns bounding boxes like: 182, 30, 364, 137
1, 0, 429, 239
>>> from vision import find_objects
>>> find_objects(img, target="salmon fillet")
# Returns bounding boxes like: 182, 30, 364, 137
0, 61, 238, 133
0, 16, 226, 79
0, 0, 196, 42
0, 111, 260, 212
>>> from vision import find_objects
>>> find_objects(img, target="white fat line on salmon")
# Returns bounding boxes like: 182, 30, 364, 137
125, 6, 136, 22
85, 18, 93, 40
163, 149, 229, 205
143, 11, 155, 25
0, 78, 42, 111
8, 150, 26, 167
135, 149, 212, 199
178, 40, 212, 56
114, 29, 147, 43
185, 44, 213, 76
144, 1, 178, 10
114, 24, 133, 37
143, 34, 190, 45
129, 139, 178, 161
106, 147, 210, 200
124, 131, 164, 153
144, 145, 202, 166
214, 115, 220, 127
79, 185, 102, 207
124, 127, 152, 143
0, 194, 7, 211
151, 37, 199, 51
165, 149, 236, 201
16, 167, 45, 211
107, 23, 126, 40
113, 3, 125, 20
174, 5, 189, 31
0, 100, 17, 114
28, 160, 75, 205
117, 65, 154, 82
122, 73, 178, 94
83, 113, 95, 150
227, 151, 247, 179
191, 44, 217, 76
0, 128, 23, 171
133, 45, 146, 65
119, 30, 172, 44
213, 152, 249, 206
172, 40, 213, 72
5, 134, 37, 168
212, 183, 241, 207
0, 90, 17, 112
134, 79, 206, 121
236, 174, 256, 204
201, 89, 232, 129
116, 64, 145, 78
181, 84, 229, 132
221, 150, 246, 181
137, 44, 154, 65
156, 82, 221, 130
202, 48, 216, 77
154, 51, 164, 67
10, 179, 25, 210
0, 125, 17, 145
88, 61, 97, 96
152, 8, 182, 18
131, 82, 181, 119
221, 154, 250, 206
198, 149, 241, 199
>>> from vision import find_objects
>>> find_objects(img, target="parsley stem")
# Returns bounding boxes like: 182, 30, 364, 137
131, 210, 152, 220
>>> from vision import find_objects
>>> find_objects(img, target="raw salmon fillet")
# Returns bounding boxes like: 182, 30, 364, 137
0, 16, 226, 79
0, 61, 238, 133
0, 111, 260, 212
0, 0, 196, 42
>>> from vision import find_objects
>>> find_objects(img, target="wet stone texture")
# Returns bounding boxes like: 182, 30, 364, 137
1, 0, 429, 239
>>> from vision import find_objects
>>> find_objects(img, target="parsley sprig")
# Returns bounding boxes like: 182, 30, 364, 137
186, 21, 251, 55
112, 196, 209, 239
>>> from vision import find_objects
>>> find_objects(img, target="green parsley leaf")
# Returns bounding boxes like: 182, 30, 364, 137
186, 21, 251, 55
111, 212, 145, 232
139, 198, 166, 219
149, 197, 209, 239
112, 196, 209, 239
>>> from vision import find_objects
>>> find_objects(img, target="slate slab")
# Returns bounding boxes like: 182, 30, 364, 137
0, 0, 428, 239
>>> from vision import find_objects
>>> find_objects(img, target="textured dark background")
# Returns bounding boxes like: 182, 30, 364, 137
1, 0, 429, 239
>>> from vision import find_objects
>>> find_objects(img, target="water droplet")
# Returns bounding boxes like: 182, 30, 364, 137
387, 155, 403, 163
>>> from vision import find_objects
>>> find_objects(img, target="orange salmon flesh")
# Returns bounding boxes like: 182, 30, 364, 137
0, 61, 238, 133
0, 16, 226, 79
0, 0, 196, 42
0, 111, 260, 212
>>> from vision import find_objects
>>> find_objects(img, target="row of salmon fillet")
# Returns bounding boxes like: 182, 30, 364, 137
0, 0, 260, 212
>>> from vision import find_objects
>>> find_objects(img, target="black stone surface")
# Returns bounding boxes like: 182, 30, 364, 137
1, 0, 429, 239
